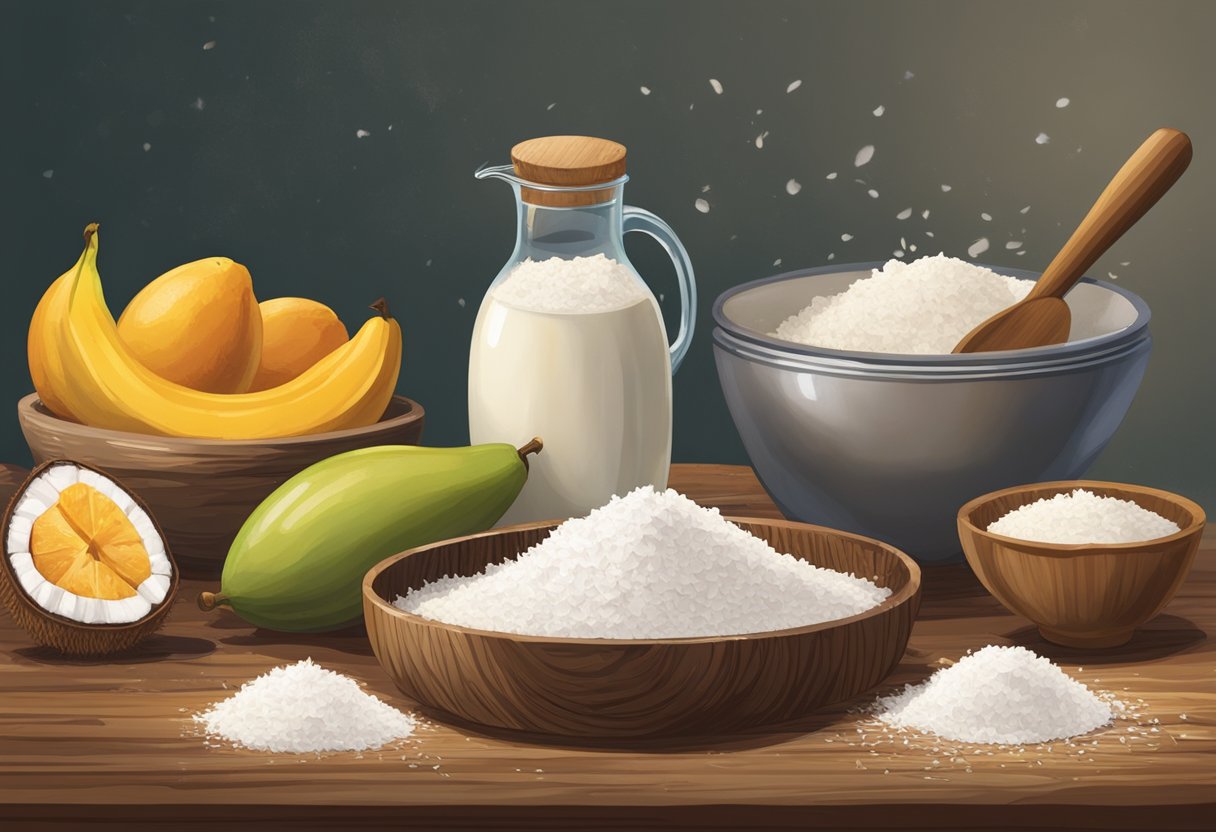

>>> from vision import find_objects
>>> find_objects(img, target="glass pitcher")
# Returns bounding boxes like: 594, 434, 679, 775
469, 136, 696, 525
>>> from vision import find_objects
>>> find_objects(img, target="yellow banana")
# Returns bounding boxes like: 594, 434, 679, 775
28, 242, 85, 421
49, 225, 402, 439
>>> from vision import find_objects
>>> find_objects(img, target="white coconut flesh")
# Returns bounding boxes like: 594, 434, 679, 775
5, 464, 172, 625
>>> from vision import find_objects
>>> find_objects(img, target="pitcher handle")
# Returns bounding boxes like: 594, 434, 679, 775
621, 206, 697, 374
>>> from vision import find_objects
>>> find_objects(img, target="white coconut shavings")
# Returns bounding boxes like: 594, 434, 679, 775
876, 646, 1114, 745
988, 489, 1181, 544
854, 145, 875, 167
786, 79, 802, 93
709, 78, 723, 94
967, 238, 990, 258
772, 254, 1031, 354
694, 198, 710, 213
397, 486, 890, 639
896, 207, 912, 220
492, 253, 645, 314
873, 105, 885, 117
825, 172, 838, 180
1056, 97, 1070, 108
639, 85, 651, 95
194, 660, 415, 753
1036, 132, 1051, 145
785, 178, 802, 195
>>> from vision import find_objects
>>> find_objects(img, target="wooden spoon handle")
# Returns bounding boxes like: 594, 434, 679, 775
1030, 128, 1192, 300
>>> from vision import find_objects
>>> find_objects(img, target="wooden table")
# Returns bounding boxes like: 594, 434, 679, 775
1, 464, 1212, 830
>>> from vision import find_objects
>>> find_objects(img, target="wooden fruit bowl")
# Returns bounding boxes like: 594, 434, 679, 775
363, 518, 921, 739
18, 393, 424, 578
959, 480, 1206, 649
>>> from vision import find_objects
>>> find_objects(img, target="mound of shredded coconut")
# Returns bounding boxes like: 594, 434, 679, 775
772, 254, 1033, 353
493, 253, 646, 314
988, 489, 1181, 544
193, 659, 415, 753
396, 486, 891, 639
876, 645, 1114, 744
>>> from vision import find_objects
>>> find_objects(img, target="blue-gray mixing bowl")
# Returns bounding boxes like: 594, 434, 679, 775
712, 263, 1152, 564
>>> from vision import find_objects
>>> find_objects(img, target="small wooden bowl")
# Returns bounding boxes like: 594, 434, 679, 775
18, 393, 424, 578
364, 518, 921, 739
959, 480, 1206, 649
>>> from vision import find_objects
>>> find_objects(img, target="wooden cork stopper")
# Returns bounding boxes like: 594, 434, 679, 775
511, 135, 627, 207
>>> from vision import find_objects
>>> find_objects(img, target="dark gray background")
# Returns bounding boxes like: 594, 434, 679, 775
5, 0, 1213, 510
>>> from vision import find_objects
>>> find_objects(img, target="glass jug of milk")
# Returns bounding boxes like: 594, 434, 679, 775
470, 136, 696, 525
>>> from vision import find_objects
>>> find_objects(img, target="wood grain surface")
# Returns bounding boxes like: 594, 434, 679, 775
364, 519, 919, 737
17, 394, 424, 577
959, 480, 1206, 648
1, 464, 1213, 830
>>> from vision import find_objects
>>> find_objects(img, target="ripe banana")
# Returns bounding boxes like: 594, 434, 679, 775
41, 225, 402, 439
28, 255, 82, 422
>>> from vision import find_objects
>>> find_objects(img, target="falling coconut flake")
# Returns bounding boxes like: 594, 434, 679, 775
786, 79, 802, 93
894, 250, 905, 258
903, 70, 915, 80
1056, 97, 1071, 108
701, 184, 711, 193
1020, 205, 1031, 214
785, 179, 802, 195
640, 86, 651, 96
968, 238, 990, 258
203, 40, 217, 50
546, 102, 556, 111
41, 169, 53, 179
827, 253, 836, 260
873, 105, 885, 117
709, 78, 723, 94
694, 198, 710, 214
142, 142, 151, 152
940, 184, 952, 192
755, 132, 769, 149
826, 172, 838, 180
1108, 272, 1119, 280
854, 145, 875, 167
922, 209, 931, 220
896, 208, 913, 220
355, 129, 371, 138
773, 258, 782, 266
841, 233, 853, 242
867, 189, 879, 198
191, 97, 206, 110
1035, 132, 1051, 144
980, 212, 992, 221
1005, 241, 1023, 250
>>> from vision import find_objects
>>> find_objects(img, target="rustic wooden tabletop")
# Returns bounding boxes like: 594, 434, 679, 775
1, 464, 1212, 830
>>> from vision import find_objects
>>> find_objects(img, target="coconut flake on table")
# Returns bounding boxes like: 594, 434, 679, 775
492, 253, 645, 314
771, 254, 1031, 354
194, 659, 415, 753
987, 489, 1181, 544
396, 486, 890, 640
875, 645, 1114, 745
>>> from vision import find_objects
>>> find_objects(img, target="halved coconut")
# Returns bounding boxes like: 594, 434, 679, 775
0, 460, 178, 655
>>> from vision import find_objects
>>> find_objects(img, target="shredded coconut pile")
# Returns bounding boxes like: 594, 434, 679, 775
492, 253, 646, 314
772, 254, 1033, 353
193, 659, 415, 753
876, 645, 1114, 744
396, 486, 890, 639
988, 489, 1181, 544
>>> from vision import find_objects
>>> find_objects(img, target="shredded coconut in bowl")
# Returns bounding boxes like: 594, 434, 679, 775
987, 489, 1181, 544
771, 254, 1032, 354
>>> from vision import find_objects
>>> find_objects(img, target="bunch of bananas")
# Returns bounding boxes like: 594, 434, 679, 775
28, 225, 402, 440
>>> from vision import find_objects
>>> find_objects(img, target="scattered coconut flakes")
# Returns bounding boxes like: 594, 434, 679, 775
896, 207, 912, 220
755, 132, 769, 149
785, 179, 802, 195
142, 142, 152, 152
694, 198, 710, 214
191, 97, 205, 110
546, 102, 556, 111
356, 129, 371, 138
840, 233, 853, 242
968, 238, 990, 258
639, 85, 651, 95
786, 79, 802, 93
42, 169, 54, 179
203, 40, 217, 50
773, 258, 782, 266
867, 189, 879, 198
1056, 97, 1070, 108
826, 172, 838, 180
873, 105, 885, 117
709, 78, 723, 94
940, 184, 951, 192
1020, 205, 1031, 214
771, 254, 1031, 354
922, 209, 931, 219
988, 489, 1180, 544
1005, 241, 1023, 250
854, 145, 875, 167
1035, 132, 1050, 144
980, 212, 992, 221
875, 646, 1113, 745
194, 659, 415, 753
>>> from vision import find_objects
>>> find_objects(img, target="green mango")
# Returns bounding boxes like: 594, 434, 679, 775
200, 441, 540, 632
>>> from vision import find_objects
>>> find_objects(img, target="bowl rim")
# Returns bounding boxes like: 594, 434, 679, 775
17, 392, 424, 448
363, 515, 922, 647
957, 479, 1208, 556
712, 261, 1152, 368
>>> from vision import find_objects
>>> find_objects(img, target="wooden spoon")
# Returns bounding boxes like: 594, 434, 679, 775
953, 128, 1192, 353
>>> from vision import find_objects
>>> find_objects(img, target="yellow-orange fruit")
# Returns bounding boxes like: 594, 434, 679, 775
117, 258, 263, 394
250, 297, 350, 391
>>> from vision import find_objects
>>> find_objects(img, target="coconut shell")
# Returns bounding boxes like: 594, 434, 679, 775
0, 459, 179, 656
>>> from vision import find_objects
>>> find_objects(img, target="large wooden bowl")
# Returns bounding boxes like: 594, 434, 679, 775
18, 393, 424, 578
364, 518, 921, 739
959, 480, 1206, 649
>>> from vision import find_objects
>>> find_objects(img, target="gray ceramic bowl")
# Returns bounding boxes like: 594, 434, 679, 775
713, 263, 1152, 564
